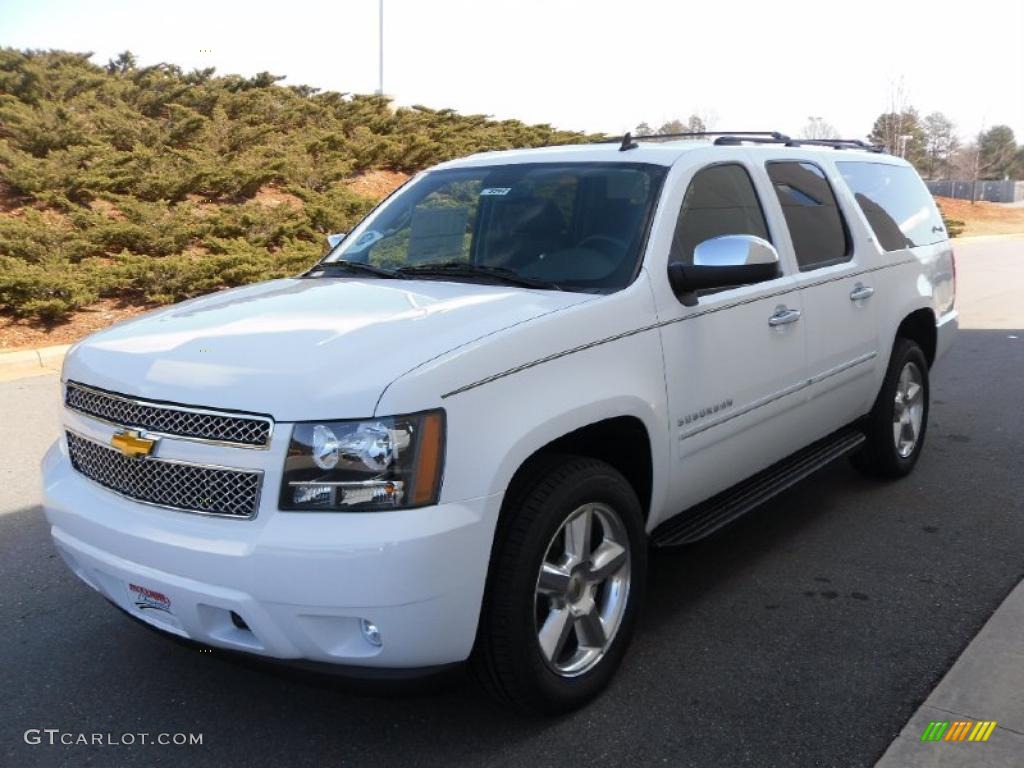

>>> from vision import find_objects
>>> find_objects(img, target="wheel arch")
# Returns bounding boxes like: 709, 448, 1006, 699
499, 413, 656, 524
895, 307, 937, 366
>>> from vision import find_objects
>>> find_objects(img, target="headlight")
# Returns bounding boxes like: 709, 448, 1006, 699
280, 410, 445, 512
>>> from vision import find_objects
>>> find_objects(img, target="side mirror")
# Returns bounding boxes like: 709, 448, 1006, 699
326, 232, 347, 249
668, 235, 780, 306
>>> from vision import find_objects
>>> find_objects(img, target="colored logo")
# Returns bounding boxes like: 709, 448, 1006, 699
920, 720, 997, 742
111, 429, 158, 458
129, 583, 172, 614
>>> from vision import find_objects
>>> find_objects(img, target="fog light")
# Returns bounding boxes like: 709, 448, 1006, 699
360, 618, 382, 647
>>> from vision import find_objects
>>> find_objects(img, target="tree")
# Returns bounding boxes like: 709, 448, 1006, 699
952, 139, 1011, 203
105, 50, 137, 75
921, 112, 958, 179
977, 125, 1017, 179
633, 115, 707, 137
868, 78, 927, 167
800, 116, 837, 140
868, 109, 926, 167
289, 84, 320, 98
657, 119, 686, 135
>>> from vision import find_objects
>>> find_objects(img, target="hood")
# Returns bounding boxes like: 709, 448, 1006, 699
63, 277, 591, 420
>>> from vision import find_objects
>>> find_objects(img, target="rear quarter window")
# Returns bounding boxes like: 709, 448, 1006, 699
836, 162, 946, 252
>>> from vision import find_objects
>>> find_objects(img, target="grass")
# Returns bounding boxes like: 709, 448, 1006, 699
935, 197, 1024, 237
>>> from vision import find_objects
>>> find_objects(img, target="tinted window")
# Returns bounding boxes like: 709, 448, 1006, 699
837, 162, 946, 252
328, 162, 666, 292
669, 164, 770, 265
767, 161, 849, 271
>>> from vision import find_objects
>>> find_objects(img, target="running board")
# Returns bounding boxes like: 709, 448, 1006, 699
651, 428, 866, 547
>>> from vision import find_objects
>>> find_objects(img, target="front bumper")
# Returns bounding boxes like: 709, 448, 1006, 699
42, 438, 501, 668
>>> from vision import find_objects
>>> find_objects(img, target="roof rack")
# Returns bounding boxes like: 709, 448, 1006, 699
616, 131, 885, 154
618, 131, 789, 151
778, 138, 885, 153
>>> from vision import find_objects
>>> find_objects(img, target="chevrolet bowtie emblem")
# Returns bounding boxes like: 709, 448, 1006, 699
111, 429, 158, 458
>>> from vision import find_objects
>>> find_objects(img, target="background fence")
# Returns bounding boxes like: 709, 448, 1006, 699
926, 180, 1024, 203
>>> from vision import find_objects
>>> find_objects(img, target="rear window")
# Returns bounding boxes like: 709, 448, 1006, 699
837, 162, 946, 252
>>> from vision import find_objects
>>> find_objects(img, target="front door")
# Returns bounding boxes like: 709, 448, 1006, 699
654, 161, 810, 514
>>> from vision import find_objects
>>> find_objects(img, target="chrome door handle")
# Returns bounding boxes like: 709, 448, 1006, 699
768, 306, 802, 327
849, 283, 875, 301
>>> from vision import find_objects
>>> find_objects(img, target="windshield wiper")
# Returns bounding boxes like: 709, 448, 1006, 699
305, 260, 406, 279
396, 262, 562, 291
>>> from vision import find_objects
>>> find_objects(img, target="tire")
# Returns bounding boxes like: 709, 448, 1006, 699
472, 455, 647, 714
851, 337, 930, 478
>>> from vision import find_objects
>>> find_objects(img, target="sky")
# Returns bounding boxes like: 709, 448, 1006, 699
2, 0, 1022, 142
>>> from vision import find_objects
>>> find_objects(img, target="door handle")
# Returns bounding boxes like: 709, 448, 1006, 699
768, 306, 802, 327
849, 283, 875, 302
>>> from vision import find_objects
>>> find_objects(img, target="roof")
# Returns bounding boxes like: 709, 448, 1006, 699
434, 141, 705, 169
436, 137, 908, 171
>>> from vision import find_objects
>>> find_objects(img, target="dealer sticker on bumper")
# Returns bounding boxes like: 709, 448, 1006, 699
128, 583, 173, 615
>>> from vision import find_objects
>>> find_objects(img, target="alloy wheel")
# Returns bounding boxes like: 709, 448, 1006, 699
534, 502, 631, 677
893, 360, 925, 458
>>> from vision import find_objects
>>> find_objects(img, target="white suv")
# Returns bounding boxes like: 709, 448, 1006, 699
42, 132, 957, 713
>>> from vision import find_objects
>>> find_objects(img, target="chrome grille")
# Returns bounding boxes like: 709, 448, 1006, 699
65, 381, 272, 448
66, 431, 262, 518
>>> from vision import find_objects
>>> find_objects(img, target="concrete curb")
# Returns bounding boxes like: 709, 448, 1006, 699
875, 578, 1024, 767
0, 344, 69, 382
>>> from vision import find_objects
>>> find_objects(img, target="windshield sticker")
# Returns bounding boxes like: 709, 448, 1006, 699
345, 230, 384, 253
480, 187, 512, 196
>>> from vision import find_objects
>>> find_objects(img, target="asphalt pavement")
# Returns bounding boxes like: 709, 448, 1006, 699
1, 239, 1022, 768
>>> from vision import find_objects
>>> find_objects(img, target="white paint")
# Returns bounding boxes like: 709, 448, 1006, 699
43, 141, 957, 669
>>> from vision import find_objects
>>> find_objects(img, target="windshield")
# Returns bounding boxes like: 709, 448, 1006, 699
324, 162, 667, 292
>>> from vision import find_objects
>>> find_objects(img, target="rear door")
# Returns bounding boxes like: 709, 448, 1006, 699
763, 159, 880, 434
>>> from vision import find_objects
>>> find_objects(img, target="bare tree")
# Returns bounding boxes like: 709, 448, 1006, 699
692, 109, 717, 132
634, 110, 716, 138
870, 77, 925, 159
801, 116, 838, 140
952, 140, 1004, 203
